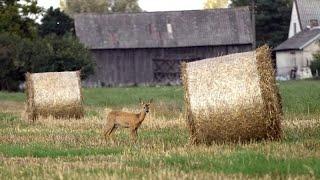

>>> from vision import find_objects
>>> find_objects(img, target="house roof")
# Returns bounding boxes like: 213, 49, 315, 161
274, 28, 320, 51
74, 7, 253, 49
296, 0, 320, 29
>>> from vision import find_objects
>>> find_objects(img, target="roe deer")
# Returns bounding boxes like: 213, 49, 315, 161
104, 99, 153, 143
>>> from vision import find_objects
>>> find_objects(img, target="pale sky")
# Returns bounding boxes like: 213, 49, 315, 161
37, 0, 205, 11
139, 0, 204, 11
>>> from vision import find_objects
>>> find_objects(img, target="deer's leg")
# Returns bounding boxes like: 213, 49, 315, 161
104, 123, 114, 143
130, 129, 138, 143
108, 125, 118, 143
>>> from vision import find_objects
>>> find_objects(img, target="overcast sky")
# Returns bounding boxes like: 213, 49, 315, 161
37, 0, 205, 11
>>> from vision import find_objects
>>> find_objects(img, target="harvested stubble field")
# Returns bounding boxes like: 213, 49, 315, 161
0, 81, 320, 179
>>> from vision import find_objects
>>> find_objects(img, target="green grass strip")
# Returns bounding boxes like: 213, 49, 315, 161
0, 144, 123, 158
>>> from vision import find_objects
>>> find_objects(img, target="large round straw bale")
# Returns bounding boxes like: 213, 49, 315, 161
25, 71, 84, 121
181, 46, 282, 144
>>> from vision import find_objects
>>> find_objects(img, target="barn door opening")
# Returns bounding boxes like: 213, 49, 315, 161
152, 57, 202, 85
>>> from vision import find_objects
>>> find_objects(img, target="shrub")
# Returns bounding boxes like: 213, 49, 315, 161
0, 33, 23, 91
18, 34, 94, 79
0, 33, 94, 91
39, 34, 94, 79
310, 53, 320, 77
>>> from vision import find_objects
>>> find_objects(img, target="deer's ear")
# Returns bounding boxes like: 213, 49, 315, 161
149, 98, 153, 103
139, 98, 144, 105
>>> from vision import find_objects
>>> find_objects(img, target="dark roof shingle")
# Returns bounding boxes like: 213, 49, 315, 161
274, 28, 320, 51
74, 7, 253, 49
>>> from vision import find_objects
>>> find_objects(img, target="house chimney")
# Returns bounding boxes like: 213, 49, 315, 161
310, 19, 319, 28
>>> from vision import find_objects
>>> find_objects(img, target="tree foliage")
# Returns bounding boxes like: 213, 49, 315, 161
0, 0, 42, 38
0, 1, 95, 91
0, 33, 23, 91
230, 0, 292, 48
0, 33, 94, 91
311, 44, 320, 77
39, 7, 74, 37
62, 0, 141, 16
111, 0, 141, 13
63, 0, 110, 15
18, 35, 94, 80
36, 35, 94, 79
204, 0, 229, 9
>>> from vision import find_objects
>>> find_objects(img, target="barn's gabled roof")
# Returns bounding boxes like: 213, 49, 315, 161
74, 7, 253, 49
274, 28, 320, 51
295, 0, 320, 29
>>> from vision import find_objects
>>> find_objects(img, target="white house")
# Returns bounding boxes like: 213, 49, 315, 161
274, 0, 320, 80
288, 0, 320, 38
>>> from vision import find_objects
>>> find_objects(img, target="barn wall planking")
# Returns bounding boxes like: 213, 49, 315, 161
84, 44, 252, 87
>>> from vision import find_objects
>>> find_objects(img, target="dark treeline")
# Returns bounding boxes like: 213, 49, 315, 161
0, 1, 94, 91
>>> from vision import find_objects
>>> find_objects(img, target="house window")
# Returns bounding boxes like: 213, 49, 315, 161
294, 23, 297, 35
290, 51, 296, 54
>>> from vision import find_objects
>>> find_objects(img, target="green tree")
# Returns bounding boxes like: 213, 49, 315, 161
111, 0, 141, 12
0, 0, 42, 38
19, 35, 94, 79
230, 0, 292, 48
0, 33, 24, 91
15, 36, 52, 73
39, 35, 94, 78
63, 0, 110, 16
310, 43, 320, 77
0, 33, 94, 91
0, 1, 94, 91
204, 0, 229, 9
62, 0, 141, 16
39, 7, 74, 37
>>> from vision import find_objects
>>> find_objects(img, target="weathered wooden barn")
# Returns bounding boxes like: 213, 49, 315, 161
74, 7, 254, 87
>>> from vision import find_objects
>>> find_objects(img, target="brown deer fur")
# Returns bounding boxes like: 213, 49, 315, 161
104, 99, 153, 143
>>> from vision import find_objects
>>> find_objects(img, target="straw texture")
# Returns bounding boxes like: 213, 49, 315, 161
25, 71, 84, 121
182, 46, 282, 144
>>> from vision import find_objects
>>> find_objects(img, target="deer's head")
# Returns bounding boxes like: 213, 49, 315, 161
139, 99, 153, 113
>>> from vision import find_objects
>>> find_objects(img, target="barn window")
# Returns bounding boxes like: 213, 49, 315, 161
152, 58, 202, 84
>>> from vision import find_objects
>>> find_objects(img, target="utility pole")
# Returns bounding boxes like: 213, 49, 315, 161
251, 0, 256, 49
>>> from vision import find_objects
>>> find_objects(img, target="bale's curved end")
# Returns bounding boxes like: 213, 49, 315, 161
25, 72, 36, 121
256, 45, 283, 140
181, 46, 283, 144
181, 62, 197, 144
25, 71, 84, 121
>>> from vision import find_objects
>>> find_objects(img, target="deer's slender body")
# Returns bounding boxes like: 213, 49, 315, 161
104, 99, 152, 143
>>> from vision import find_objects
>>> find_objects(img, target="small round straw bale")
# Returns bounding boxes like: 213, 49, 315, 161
25, 71, 84, 121
181, 46, 282, 144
